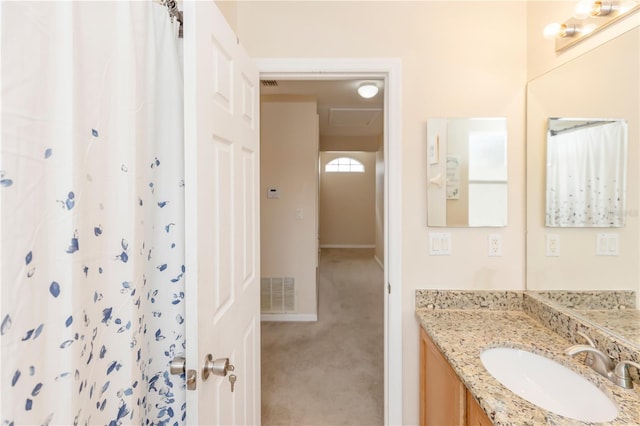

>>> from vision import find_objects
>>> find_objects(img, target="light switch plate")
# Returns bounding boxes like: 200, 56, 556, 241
596, 233, 619, 256
429, 232, 451, 256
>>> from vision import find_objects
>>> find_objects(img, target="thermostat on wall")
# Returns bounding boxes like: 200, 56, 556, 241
267, 188, 280, 199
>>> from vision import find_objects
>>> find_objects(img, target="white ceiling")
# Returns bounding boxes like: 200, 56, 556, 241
260, 79, 385, 138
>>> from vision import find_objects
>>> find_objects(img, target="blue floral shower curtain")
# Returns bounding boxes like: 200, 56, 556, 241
1, 2, 186, 425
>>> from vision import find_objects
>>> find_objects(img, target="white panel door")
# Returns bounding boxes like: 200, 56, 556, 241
183, 1, 260, 424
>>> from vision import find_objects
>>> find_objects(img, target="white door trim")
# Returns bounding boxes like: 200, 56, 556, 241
256, 58, 403, 426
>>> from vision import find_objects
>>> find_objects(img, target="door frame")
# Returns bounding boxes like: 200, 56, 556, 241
256, 58, 403, 426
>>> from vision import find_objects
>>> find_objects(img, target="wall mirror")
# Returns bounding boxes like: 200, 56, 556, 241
526, 27, 639, 349
427, 117, 507, 227
546, 117, 628, 227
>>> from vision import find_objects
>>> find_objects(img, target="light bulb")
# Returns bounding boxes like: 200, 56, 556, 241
574, 0, 593, 19
543, 22, 562, 38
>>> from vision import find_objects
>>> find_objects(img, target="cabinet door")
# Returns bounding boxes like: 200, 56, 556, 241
420, 328, 466, 426
466, 391, 493, 426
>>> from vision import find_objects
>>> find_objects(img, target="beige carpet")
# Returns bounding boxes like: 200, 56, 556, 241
261, 248, 384, 426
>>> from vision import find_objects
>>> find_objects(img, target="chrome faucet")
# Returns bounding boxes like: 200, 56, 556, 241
566, 344, 615, 378
565, 332, 640, 389
572, 332, 598, 369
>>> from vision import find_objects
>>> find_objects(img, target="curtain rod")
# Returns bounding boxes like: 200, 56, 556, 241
549, 120, 615, 136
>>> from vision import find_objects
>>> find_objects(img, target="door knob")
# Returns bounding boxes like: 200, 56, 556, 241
169, 355, 197, 390
202, 354, 235, 380
170, 355, 186, 375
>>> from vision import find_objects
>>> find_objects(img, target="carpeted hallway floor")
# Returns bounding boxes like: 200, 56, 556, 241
261, 248, 384, 426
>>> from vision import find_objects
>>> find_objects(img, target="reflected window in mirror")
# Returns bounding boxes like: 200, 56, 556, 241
427, 117, 508, 227
546, 118, 628, 227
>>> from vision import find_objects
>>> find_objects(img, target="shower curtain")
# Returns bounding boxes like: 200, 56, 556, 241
1, 2, 186, 425
546, 121, 627, 227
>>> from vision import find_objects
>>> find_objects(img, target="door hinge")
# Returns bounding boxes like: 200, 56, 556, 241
388, 283, 391, 294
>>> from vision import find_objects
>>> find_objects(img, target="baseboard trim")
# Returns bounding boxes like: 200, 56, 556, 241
261, 314, 318, 322
320, 244, 376, 249
374, 255, 384, 270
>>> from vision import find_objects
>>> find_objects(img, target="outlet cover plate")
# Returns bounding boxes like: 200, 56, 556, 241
488, 234, 502, 257
546, 234, 560, 257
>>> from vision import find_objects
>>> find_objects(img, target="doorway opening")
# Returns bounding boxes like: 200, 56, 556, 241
260, 78, 384, 424
256, 59, 403, 425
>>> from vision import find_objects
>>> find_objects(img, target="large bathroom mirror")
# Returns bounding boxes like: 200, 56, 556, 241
427, 117, 507, 227
546, 117, 628, 227
526, 27, 639, 348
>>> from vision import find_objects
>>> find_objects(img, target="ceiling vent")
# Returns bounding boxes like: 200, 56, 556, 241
261, 80, 279, 87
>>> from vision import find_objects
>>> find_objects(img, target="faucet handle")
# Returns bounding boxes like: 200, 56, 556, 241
613, 360, 640, 389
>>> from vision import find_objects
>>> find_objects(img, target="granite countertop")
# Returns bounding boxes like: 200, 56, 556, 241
416, 308, 640, 425
574, 309, 640, 346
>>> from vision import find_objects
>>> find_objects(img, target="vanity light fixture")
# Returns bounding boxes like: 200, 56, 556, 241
357, 82, 379, 99
547, 0, 640, 51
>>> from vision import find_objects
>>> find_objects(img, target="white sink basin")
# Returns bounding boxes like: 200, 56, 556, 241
480, 347, 618, 422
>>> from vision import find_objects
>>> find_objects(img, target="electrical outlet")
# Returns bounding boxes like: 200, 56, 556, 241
546, 234, 560, 257
488, 234, 502, 257
429, 232, 451, 256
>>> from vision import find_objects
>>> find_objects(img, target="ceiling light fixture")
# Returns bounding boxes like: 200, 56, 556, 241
357, 83, 379, 99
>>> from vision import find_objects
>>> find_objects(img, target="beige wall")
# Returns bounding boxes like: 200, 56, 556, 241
526, 28, 640, 292
319, 152, 376, 247
237, 2, 527, 423
260, 96, 319, 317
320, 135, 379, 152
215, 0, 238, 34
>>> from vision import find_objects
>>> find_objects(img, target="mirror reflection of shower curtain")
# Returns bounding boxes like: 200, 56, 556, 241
546, 121, 627, 227
1, 2, 185, 425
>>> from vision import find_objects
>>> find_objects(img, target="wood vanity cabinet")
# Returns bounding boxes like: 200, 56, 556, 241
466, 391, 493, 426
420, 328, 493, 426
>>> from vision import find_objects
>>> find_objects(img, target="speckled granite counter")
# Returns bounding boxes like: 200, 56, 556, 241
416, 300, 640, 425
530, 290, 640, 351
575, 309, 640, 345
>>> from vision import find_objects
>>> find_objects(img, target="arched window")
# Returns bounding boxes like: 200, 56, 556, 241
324, 157, 365, 173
